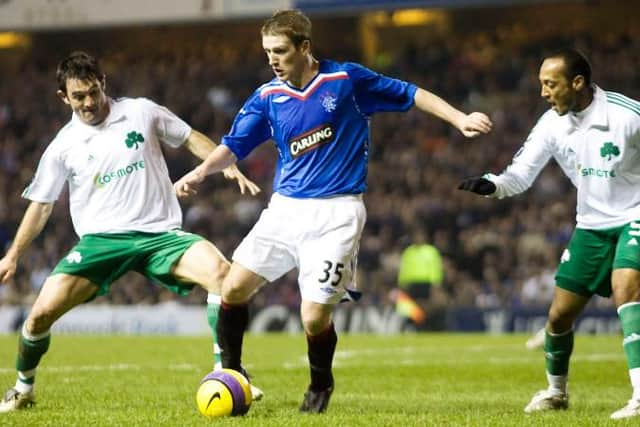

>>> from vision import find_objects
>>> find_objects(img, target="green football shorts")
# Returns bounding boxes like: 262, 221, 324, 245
555, 222, 640, 298
52, 230, 204, 296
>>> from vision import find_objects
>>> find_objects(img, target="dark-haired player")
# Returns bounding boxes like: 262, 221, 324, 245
0, 51, 261, 412
459, 48, 640, 420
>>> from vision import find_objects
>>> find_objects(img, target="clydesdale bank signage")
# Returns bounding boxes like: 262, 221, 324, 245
0, 0, 291, 30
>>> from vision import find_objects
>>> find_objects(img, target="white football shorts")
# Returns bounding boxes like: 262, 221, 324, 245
232, 192, 366, 304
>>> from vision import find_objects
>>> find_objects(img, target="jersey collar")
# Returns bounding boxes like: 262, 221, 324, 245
565, 85, 608, 133
284, 61, 322, 92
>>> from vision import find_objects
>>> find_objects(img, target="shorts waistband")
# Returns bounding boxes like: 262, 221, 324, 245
272, 193, 363, 204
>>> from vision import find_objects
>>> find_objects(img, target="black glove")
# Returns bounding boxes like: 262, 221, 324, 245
457, 176, 496, 195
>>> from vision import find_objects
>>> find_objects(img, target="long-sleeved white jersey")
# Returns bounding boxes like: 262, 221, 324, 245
487, 85, 640, 229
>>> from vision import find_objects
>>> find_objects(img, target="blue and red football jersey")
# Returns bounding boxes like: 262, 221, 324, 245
222, 60, 417, 198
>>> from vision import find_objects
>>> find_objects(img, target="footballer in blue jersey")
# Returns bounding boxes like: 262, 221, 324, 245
222, 60, 417, 198
175, 9, 492, 414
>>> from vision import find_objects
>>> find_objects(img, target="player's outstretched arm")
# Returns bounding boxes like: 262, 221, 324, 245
183, 130, 260, 196
413, 88, 493, 138
174, 145, 239, 198
0, 201, 53, 283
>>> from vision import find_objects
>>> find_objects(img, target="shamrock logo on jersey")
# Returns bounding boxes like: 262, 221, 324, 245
66, 251, 82, 264
600, 142, 620, 161
125, 131, 145, 150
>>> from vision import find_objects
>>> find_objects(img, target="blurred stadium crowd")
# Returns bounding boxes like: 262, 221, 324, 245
0, 5, 638, 317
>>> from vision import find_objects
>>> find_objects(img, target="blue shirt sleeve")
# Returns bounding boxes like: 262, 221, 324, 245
344, 62, 417, 116
221, 90, 271, 160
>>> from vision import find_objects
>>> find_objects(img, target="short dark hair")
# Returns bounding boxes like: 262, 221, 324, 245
56, 51, 105, 93
545, 48, 592, 85
261, 9, 311, 48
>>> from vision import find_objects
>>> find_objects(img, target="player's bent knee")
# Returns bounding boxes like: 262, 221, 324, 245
300, 300, 334, 335
201, 260, 229, 293
301, 310, 333, 335
25, 309, 56, 335
221, 280, 252, 303
612, 282, 640, 305
302, 317, 332, 336
546, 309, 575, 333
220, 265, 264, 303
212, 260, 230, 283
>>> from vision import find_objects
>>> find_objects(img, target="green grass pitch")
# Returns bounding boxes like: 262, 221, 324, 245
0, 333, 634, 426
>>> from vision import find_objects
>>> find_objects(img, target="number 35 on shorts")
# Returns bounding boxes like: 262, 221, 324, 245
317, 260, 346, 287
307, 256, 357, 302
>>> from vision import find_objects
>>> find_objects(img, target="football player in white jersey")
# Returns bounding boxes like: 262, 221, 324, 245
0, 51, 261, 412
459, 48, 640, 420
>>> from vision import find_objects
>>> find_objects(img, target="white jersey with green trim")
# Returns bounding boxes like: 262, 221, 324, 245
487, 85, 640, 229
22, 97, 191, 237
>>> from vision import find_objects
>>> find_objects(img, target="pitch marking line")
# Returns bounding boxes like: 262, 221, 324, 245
0, 363, 200, 373
283, 348, 624, 369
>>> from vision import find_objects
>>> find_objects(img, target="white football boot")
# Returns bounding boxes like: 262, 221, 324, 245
0, 388, 35, 413
250, 384, 264, 401
525, 328, 546, 350
610, 398, 640, 420
237, 367, 264, 402
524, 389, 568, 413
